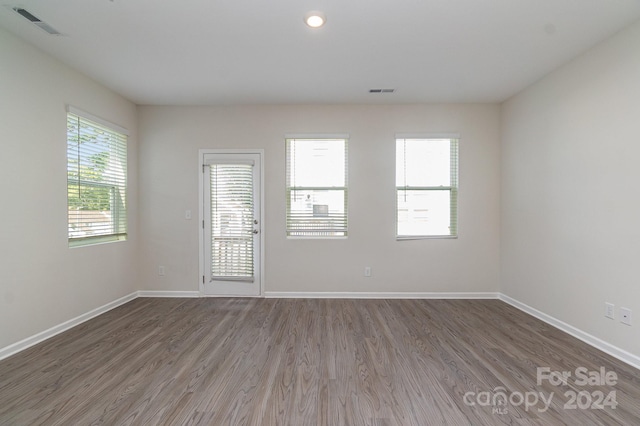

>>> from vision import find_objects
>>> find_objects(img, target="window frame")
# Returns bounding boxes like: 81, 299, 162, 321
67, 106, 128, 248
395, 134, 459, 240
285, 135, 349, 239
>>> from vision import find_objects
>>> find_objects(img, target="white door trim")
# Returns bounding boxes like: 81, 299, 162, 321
198, 149, 265, 297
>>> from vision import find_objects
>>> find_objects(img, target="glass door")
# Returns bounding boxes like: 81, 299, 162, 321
202, 152, 261, 296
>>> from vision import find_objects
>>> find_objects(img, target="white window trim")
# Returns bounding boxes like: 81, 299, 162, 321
395, 134, 459, 240
67, 107, 128, 247
67, 105, 129, 136
285, 136, 349, 239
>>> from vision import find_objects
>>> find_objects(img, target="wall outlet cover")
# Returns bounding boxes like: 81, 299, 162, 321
620, 307, 632, 326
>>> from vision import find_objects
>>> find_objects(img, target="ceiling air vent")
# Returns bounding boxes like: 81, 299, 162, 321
369, 88, 395, 94
12, 7, 62, 35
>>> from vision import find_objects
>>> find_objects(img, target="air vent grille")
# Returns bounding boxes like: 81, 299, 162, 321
14, 7, 39, 22
369, 89, 395, 93
12, 7, 62, 35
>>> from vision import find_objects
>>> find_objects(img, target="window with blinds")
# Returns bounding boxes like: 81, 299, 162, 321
209, 163, 255, 280
286, 137, 348, 237
396, 136, 458, 238
67, 108, 127, 247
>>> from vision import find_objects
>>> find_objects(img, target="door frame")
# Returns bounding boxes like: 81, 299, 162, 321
198, 149, 265, 297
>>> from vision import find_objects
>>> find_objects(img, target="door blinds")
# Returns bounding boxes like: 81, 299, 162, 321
209, 163, 255, 281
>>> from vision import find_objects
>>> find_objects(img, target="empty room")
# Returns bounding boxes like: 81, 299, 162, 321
1, 0, 639, 424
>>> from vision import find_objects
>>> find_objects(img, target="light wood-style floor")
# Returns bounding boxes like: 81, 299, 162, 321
0, 298, 639, 425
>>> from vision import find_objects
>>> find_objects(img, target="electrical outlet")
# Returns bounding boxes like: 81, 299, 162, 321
364, 266, 372, 277
620, 308, 632, 326
159, 265, 165, 276
605, 302, 615, 319
185, 210, 192, 220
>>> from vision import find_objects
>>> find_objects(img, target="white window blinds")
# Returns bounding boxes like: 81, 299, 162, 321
286, 138, 348, 237
396, 137, 458, 238
209, 163, 255, 280
67, 110, 128, 246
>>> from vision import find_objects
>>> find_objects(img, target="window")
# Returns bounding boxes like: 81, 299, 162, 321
396, 136, 458, 238
286, 137, 348, 237
207, 160, 255, 281
67, 107, 128, 246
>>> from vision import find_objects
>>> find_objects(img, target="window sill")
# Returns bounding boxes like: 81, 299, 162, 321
286, 236, 348, 240
396, 235, 457, 241
69, 234, 127, 248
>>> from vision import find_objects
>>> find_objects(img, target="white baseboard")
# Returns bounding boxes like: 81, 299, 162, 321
137, 290, 200, 298
0, 292, 138, 362
2, 290, 637, 371
264, 291, 500, 299
499, 294, 640, 370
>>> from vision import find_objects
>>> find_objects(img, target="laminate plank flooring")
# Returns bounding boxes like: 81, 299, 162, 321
0, 298, 639, 425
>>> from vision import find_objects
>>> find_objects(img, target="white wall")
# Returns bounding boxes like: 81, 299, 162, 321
501, 21, 640, 356
2, 11, 638, 364
138, 104, 500, 294
0, 28, 139, 349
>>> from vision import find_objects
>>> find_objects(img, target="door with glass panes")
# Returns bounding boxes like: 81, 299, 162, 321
202, 152, 261, 296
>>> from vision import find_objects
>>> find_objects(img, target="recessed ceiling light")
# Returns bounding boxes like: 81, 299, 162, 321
305, 11, 326, 28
